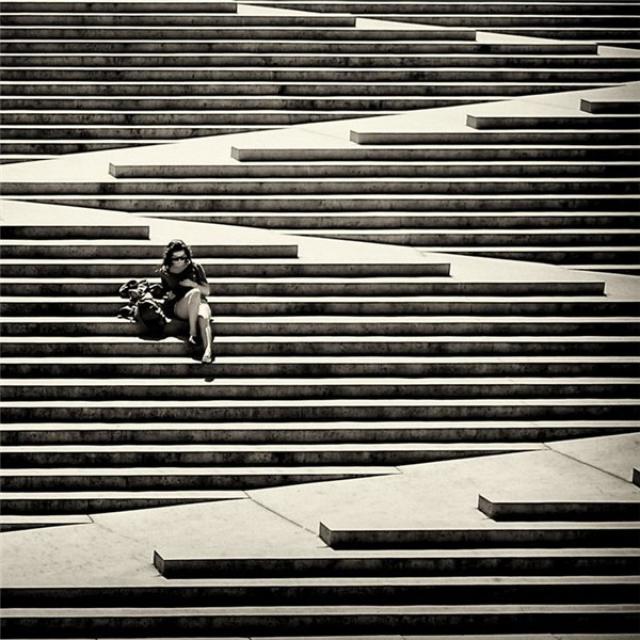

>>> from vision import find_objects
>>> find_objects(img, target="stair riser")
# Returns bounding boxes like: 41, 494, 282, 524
3, 341, 635, 357
0, 283, 607, 296
0, 263, 450, 277
4, 181, 639, 196
0, 471, 383, 492
6, 362, 639, 378
230, 147, 640, 162
3, 581, 638, 607
0, 83, 607, 99
582, 100, 640, 114
0, 27, 476, 41
469, 116, 640, 130
107, 164, 640, 179
2, 320, 634, 337
5, 382, 637, 401
0, 141, 151, 153
0, 2, 237, 11
0, 495, 232, 515
3, 301, 638, 317
323, 529, 640, 549
2, 609, 638, 637
0, 245, 297, 258
155, 554, 640, 578
146, 214, 640, 229
3, 70, 636, 83
352, 133, 640, 145
2, 425, 634, 445
30, 196, 640, 212
479, 502, 640, 521
0, 15, 356, 26
0, 42, 600, 55
2, 404, 637, 422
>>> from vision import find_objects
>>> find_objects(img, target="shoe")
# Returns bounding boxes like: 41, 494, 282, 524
188, 335, 198, 346
201, 350, 213, 364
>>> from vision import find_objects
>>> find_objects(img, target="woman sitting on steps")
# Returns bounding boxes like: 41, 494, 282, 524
158, 239, 213, 364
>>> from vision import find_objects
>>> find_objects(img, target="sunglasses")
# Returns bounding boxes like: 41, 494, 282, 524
170, 254, 188, 263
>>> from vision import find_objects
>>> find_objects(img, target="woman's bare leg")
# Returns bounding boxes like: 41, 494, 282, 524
198, 302, 213, 363
174, 289, 201, 339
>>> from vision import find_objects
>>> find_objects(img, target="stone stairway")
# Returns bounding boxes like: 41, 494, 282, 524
1, 222, 640, 527
2, 1, 640, 163
6, 93, 637, 274
5, 490, 639, 635
248, 0, 640, 48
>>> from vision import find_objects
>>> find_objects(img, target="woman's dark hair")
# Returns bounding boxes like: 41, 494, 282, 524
160, 239, 192, 270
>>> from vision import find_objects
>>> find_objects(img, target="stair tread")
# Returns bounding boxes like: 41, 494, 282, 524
3, 336, 639, 343
0, 466, 398, 475
3, 376, 639, 386
3, 419, 638, 432
4, 603, 638, 616
4, 355, 638, 363
4, 574, 639, 587
0, 442, 548, 453
2, 398, 637, 407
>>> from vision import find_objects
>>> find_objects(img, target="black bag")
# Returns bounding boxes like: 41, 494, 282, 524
117, 279, 169, 331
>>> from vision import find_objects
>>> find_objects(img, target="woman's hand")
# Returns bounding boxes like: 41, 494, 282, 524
179, 278, 199, 287
165, 291, 176, 301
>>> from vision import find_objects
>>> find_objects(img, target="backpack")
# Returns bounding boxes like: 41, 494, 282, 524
117, 279, 169, 331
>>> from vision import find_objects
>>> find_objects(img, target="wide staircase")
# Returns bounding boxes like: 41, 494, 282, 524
2, 0, 640, 163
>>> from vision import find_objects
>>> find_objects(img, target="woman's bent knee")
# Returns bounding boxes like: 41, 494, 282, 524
185, 289, 201, 303
197, 303, 212, 319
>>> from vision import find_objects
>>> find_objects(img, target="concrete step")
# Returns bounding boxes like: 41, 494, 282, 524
363, 14, 640, 27
468, 114, 640, 130
4, 377, 637, 401
0, 241, 298, 258
573, 264, 640, 276
2, 398, 638, 422
0, 41, 600, 54
150, 211, 640, 230
153, 548, 640, 578
351, 130, 640, 145
3, 296, 638, 318
0, 465, 398, 493
4, 576, 640, 607
581, 99, 640, 114
0, 278, 607, 297
0, 117, 406, 135
3, 603, 639, 636
0, 13, 361, 27
0, 1, 238, 11
0, 27, 485, 42
3, 315, 635, 337
0, 139, 176, 154
0, 258, 450, 278
0, 514, 91, 532
634, 468, 640, 487
223, 1, 640, 15
2, 53, 636, 69
0, 489, 245, 514
0, 224, 149, 240
231, 144, 640, 162
478, 495, 640, 521
3, 420, 636, 445
7, 179, 640, 196
458, 27, 640, 40
4, 335, 636, 357
109, 161, 640, 179
2, 82, 601, 98
18, 194, 640, 213
0, 442, 543, 469
4, 68, 637, 84
319, 521, 640, 548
